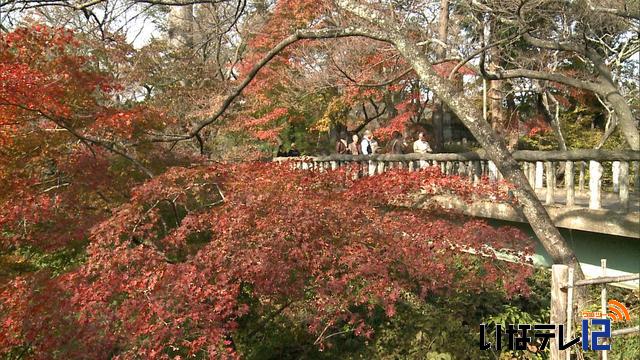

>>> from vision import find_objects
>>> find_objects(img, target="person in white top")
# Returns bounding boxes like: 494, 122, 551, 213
361, 130, 374, 155
413, 132, 432, 153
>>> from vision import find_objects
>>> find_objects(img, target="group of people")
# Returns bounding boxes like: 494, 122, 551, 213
276, 143, 300, 157
276, 130, 433, 158
336, 130, 432, 155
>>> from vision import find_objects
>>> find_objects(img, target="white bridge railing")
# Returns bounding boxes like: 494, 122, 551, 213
275, 150, 640, 211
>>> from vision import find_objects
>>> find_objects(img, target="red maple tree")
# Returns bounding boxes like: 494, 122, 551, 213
1, 162, 533, 358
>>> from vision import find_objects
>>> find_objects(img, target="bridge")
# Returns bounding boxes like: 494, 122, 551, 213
275, 150, 640, 288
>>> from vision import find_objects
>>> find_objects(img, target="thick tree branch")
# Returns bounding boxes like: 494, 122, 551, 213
144, 27, 391, 144
583, 0, 640, 20
448, 30, 525, 80
0, 100, 155, 177
481, 64, 602, 94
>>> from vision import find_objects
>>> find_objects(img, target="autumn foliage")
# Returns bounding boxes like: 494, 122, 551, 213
1, 161, 533, 358
0, 29, 534, 357
0, 26, 185, 251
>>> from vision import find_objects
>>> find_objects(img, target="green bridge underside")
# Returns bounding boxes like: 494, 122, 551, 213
412, 193, 639, 289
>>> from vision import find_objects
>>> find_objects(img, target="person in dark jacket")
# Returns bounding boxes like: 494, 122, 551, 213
361, 130, 374, 155
288, 142, 301, 157
335, 133, 349, 154
276, 144, 288, 157
387, 131, 406, 154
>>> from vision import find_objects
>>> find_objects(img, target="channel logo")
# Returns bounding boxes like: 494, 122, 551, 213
607, 299, 630, 322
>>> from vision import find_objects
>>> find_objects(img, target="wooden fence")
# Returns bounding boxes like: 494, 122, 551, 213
551, 262, 640, 359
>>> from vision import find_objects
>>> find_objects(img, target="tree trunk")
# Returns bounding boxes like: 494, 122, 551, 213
431, 0, 449, 151
406, 46, 584, 278
607, 91, 639, 151
335, 0, 584, 282
487, 20, 518, 149
540, 91, 568, 151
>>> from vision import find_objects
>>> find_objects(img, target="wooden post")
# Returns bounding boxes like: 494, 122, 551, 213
612, 161, 620, 193
620, 161, 629, 210
579, 161, 585, 192
535, 161, 544, 189
566, 267, 575, 360
601, 259, 608, 360
589, 160, 602, 209
523, 162, 530, 182
377, 161, 385, 174
408, 161, 415, 172
565, 161, 575, 207
330, 161, 338, 170
551, 265, 569, 360
546, 161, 555, 205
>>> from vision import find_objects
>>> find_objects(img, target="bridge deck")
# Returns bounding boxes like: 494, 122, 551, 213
420, 191, 639, 238
533, 188, 640, 213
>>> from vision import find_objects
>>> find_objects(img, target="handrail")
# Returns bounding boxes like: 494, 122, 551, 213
274, 149, 640, 162
276, 149, 640, 212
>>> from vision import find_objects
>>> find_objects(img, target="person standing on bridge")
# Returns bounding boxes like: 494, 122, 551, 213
387, 131, 406, 154
370, 136, 380, 154
335, 133, 349, 154
361, 130, 374, 155
276, 144, 288, 157
413, 132, 432, 154
288, 143, 300, 157
348, 134, 360, 155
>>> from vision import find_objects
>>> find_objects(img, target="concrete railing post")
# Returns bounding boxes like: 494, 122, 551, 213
368, 160, 376, 176
545, 161, 555, 205
565, 161, 575, 207
633, 161, 640, 191
579, 161, 585, 191
589, 160, 602, 209
612, 161, 620, 193
535, 161, 544, 189
473, 161, 481, 185
619, 161, 629, 210
528, 162, 535, 188
488, 161, 499, 182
